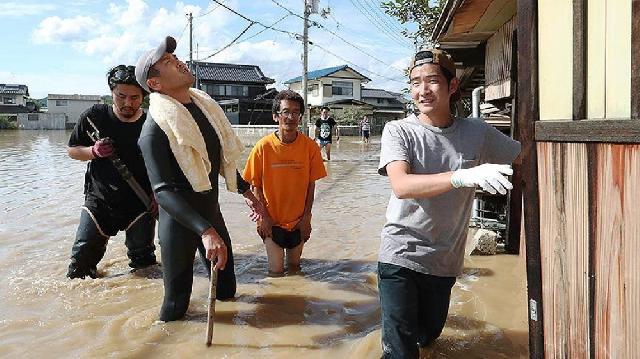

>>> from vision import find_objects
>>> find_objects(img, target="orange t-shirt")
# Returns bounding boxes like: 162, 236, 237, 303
243, 131, 327, 230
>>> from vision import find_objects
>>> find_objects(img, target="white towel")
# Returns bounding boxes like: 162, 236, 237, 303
148, 88, 244, 193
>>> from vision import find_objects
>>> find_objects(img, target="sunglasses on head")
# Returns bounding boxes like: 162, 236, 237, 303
108, 65, 136, 83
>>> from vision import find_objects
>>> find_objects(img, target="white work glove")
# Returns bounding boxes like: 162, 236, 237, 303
451, 164, 513, 195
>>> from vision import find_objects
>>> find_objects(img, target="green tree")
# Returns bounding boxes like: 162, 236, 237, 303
381, 0, 446, 48
336, 108, 366, 125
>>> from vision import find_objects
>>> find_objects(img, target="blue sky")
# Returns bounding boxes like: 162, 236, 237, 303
0, 0, 418, 99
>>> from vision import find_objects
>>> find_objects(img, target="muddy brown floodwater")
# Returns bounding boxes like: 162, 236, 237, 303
0, 130, 529, 358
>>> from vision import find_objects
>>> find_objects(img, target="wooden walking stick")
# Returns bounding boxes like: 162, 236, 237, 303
206, 264, 218, 346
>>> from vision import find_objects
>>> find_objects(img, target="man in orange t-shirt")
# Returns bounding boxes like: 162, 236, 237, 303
243, 90, 327, 275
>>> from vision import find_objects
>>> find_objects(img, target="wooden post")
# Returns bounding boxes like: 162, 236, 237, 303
517, 0, 544, 357
206, 266, 218, 346
573, 0, 587, 121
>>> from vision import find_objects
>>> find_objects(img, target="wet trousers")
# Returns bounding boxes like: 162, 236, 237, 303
158, 210, 236, 322
378, 262, 456, 359
67, 209, 157, 279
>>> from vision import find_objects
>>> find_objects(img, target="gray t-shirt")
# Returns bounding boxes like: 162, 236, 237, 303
378, 114, 521, 277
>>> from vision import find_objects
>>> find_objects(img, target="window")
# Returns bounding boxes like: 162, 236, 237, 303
225, 85, 249, 97
56, 100, 68, 106
204, 84, 249, 97
308, 84, 319, 96
332, 81, 353, 96
223, 104, 239, 113
3, 97, 15, 104
377, 98, 384, 104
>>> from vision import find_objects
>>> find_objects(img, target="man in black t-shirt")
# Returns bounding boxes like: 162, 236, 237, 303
66, 65, 157, 279
314, 106, 339, 161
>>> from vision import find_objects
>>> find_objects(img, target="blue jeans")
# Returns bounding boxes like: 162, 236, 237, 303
378, 262, 456, 358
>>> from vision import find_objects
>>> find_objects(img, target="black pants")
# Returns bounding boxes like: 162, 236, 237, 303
158, 209, 236, 322
378, 262, 456, 359
68, 209, 156, 279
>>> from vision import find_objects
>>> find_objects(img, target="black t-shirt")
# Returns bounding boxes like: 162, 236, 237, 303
68, 104, 151, 213
315, 117, 336, 142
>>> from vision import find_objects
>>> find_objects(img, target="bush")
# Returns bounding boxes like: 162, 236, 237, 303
0, 115, 17, 129
335, 108, 366, 125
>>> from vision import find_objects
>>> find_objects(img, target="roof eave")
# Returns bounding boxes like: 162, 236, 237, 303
431, 0, 462, 43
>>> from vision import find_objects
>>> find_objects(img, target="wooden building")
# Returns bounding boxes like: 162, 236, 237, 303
189, 61, 276, 125
433, 0, 522, 253
434, 0, 640, 357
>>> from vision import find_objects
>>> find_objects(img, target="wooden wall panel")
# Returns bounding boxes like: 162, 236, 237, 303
537, 142, 590, 358
605, 0, 632, 118
593, 144, 640, 358
538, 0, 573, 121
485, 16, 516, 101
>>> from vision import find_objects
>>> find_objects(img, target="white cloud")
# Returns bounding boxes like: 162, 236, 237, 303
0, 2, 56, 17
108, 0, 149, 28
29, 0, 238, 67
32, 16, 98, 43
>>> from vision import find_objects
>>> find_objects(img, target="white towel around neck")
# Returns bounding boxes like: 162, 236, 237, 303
148, 88, 244, 193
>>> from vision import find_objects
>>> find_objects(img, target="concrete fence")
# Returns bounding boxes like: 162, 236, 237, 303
17, 113, 67, 130
231, 125, 279, 146
232, 124, 373, 147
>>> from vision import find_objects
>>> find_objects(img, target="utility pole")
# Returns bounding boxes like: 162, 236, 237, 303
301, 1, 310, 136
188, 13, 193, 70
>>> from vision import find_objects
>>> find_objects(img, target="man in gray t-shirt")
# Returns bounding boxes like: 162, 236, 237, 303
377, 49, 520, 358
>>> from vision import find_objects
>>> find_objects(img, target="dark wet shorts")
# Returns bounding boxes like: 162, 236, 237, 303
363, 130, 370, 138
270, 226, 302, 249
316, 139, 331, 148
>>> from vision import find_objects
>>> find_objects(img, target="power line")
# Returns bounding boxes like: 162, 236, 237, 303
238, 14, 290, 43
199, 22, 255, 61
312, 43, 406, 84
176, 22, 189, 43
196, 14, 291, 59
362, 0, 407, 35
348, 0, 412, 48
210, 0, 299, 38
350, 0, 409, 43
268, 0, 405, 68
195, 2, 222, 18
323, 5, 409, 49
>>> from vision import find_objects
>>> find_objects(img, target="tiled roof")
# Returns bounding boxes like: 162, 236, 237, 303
362, 88, 409, 103
284, 65, 371, 84
192, 62, 275, 84
48, 94, 102, 101
362, 88, 397, 99
0, 84, 29, 95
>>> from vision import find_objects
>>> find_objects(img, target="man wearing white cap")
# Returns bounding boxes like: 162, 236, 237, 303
135, 36, 265, 322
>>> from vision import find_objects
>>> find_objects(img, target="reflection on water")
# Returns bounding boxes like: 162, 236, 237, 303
0, 130, 528, 358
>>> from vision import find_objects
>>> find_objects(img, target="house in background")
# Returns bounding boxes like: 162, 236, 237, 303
361, 87, 408, 127
0, 84, 33, 121
47, 94, 102, 129
285, 65, 371, 109
189, 61, 276, 125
